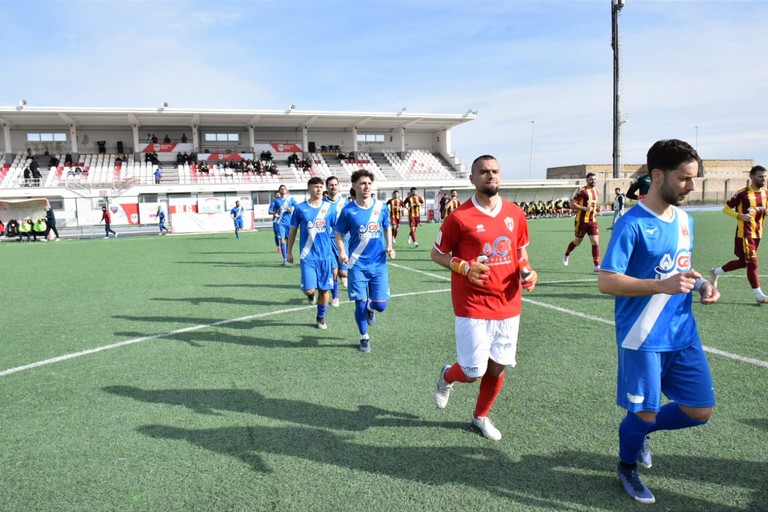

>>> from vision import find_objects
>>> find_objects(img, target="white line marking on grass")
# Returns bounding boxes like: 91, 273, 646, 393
0, 289, 450, 378
393, 263, 768, 369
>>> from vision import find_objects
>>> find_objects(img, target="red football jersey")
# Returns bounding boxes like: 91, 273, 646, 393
434, 197, 529, 319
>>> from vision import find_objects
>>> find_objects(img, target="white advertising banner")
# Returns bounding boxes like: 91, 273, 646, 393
171, 212, 252, 234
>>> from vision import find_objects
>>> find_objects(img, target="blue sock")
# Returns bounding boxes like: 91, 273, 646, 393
235, 230, 239, 239
649, 402, 708, 433
332, 279, 338, 300
368, 300, 387, 313
618, 413, 654, 465
355, 300, 368, 335
280, 243, 287, 260
316, 304, 328, 319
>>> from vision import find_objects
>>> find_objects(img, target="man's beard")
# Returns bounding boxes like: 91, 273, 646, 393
659, 178, 685, 206
480, 183, 499, 196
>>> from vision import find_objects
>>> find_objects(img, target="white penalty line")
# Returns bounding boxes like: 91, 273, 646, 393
0, 288, 450, 378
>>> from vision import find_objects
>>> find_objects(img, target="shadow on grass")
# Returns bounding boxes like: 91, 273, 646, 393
113, 329, 346, 349
134, 421, 764, 510
151, 296, 298, 307
104, 386, 467, 432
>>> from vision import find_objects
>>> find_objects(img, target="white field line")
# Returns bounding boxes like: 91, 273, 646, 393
2, 263, 767, 377
391, 263, 768, 369
0, 289, 449, 378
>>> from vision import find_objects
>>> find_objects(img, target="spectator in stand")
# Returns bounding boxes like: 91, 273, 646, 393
65, 153, 73, 165
23, 167, 32, 186
154, 167, 162, 184
181, 133, 188, 143
100, 206, 118, 239
48, 155, 60, 168
163, 134, 171, 143
45, 205, 60, 241
26, 148, 33, 158
31, 164, 42, 187
152, 135, 158, 144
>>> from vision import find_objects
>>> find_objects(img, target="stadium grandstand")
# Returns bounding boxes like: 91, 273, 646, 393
0, 105, 575, 237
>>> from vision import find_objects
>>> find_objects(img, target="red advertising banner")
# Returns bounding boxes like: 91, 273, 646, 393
271, 143, 302, 153
140, 143, 178, 153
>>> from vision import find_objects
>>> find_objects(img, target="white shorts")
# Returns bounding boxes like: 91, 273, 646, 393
455, 316, 520, 378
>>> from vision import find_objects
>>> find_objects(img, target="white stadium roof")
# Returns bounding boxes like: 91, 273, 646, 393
0, 106, 476, 132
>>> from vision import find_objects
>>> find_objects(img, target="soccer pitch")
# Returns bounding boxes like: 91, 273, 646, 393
1, 212, 766, 511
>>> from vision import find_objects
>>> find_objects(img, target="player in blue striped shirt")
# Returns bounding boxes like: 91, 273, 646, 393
598, 139, 720, 505
334, 169, 395, 352
287, 177, 338, 329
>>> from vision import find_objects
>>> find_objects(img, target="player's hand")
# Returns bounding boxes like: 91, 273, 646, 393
521, 269, 538, 292
387, 247, 396, 260
659, 270, 699, 295
286, 254, 294, 264
450, 257, 490, 286
340, 253, 349, 265
699, 280, 720, 305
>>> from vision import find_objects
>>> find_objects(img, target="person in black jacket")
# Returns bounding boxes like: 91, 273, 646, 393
45, 205, 60, 241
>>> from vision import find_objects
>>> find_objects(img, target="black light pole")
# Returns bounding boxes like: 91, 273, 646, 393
612, 0, 625, 179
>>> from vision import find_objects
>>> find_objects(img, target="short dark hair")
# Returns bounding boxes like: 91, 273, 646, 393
750, 165, 767, 176
325, 175, 339, 186
351, 169, 374, 183
409, 187, 417, 192
307, 177, 323, 186
586, 172, 596, 179
471, 155, 496, 172
647, 139, 699, 174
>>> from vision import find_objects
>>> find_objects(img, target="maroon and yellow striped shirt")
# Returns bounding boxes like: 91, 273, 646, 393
726, 186, 767, 239
387, 198, 404, 221
572, 186, 599, 225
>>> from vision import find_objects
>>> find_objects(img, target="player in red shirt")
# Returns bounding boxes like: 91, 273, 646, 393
563, 172, 600, 271
710, 165, 768, 303
403, 187, 424, 248
386, 190, 404, 244
431, 154, 538, 441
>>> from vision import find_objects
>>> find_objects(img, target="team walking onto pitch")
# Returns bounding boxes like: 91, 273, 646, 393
248, 141, 761, 507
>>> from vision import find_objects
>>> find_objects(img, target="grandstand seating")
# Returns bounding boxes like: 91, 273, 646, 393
0, 150, 457, 189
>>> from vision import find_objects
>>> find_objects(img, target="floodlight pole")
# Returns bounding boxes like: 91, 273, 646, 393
612, 0, 625, 179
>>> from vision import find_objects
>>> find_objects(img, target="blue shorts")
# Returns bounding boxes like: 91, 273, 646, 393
233, 218, 243, 229
347, 265, 390, 302
275, 223, 290, 240
617, 342, 716, 413
331, 242, 347, 272
300, 259, 335, 291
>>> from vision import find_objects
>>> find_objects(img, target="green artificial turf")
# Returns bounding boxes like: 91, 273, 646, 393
0, 212, 765, 511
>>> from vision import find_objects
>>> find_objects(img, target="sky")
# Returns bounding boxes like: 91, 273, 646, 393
1, 0, 766, 179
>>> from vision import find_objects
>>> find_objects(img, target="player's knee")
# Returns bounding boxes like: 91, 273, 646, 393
682, 405, 713, 423
369, 300, 386, 312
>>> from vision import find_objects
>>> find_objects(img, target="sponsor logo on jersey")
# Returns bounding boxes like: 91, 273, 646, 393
654, 248, 691, 278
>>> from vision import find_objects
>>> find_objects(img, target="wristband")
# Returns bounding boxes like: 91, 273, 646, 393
694, 278, 707, 291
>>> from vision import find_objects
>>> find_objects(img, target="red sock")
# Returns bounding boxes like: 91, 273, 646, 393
565, 242, 576, 256
444, 363, 470, 384
747, 260, 760, 289
474, 371, 505, 418
591, 244, 601, 265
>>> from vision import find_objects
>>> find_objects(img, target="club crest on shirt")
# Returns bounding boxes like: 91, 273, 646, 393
504, 217, 515, 232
